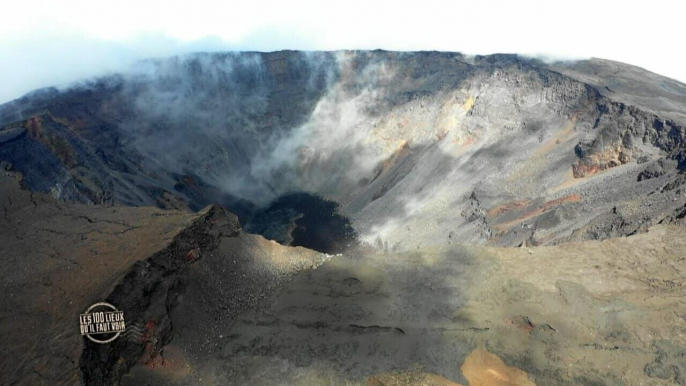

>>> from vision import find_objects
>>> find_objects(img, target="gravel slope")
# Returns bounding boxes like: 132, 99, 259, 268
124, 225, 685, 386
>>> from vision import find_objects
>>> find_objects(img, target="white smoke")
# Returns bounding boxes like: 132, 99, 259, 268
247, 54, 397, 200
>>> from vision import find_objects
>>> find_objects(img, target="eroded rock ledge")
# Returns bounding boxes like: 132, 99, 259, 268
79, 205, 240, 385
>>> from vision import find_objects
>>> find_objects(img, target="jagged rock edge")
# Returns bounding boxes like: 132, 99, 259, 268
78, 204, 241, 385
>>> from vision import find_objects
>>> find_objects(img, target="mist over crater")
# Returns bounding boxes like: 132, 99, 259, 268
1, 50, 685, 252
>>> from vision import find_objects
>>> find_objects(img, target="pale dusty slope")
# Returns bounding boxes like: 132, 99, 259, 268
124, 225, 686, 385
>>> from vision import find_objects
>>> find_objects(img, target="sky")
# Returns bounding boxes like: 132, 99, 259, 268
1, 0, 685, 104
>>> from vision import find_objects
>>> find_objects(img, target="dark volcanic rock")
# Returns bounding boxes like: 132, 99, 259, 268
0, 113, 114, 204
245, 192, 358, 253
638, 158, 673, 181
644, 341, 686, 385
79, 206, 241, 385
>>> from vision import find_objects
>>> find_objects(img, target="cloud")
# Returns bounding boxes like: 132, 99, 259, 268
0, 32, 244, 104
0, 26, 325, 104
1, 0, 685, 104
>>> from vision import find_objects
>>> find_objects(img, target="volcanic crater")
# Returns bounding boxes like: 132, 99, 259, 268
1, 51, 686, 385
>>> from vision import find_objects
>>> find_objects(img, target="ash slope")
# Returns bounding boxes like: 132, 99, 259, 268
0, 51, 685, 251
